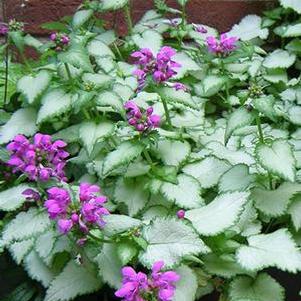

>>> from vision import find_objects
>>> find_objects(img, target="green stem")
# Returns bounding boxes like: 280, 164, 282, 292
161, 97, 172, 129
256, 115, 264, 144
4, 42, 9, 107
256, 114, 273, 190
143, 149, 153, 165
87, 232, 113, 244
124, 2, 133, 35
83, 108, 91, 120
113, 42, 124, 61
64, 63, 73, 82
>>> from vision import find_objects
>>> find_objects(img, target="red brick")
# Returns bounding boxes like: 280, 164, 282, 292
2, 0, 276, 36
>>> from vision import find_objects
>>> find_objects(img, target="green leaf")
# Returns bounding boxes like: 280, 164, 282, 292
79, 121, 114, 155
9, 31, 24, 52
24, 34, 43, 49
173, 265, 198, 301
37, 89, 72, 124
99, 0, 129, 10
132, 30, 163, 54
263, 49, 296, 69
102, 141, 144, 176
117, 242, 138, 265
45, 261, 101, 301
177, 0, 188, 6
125, 160, 150, 177
103, 214, 142, 237
225, 107, 254, 143
96, 91, 124, 113
255, 140, 296, 182
72, 9, 93, 28
186, 192, 249, 236
58, 45, 93, 72
161, 174, 204, 209
2, 208, 51, 244
280, 0, 301, 13
183, 157, 231, 188
288, 195, 301, 231
0, 184, 32, 211
158, 87, 197, 109
140, 218, 210, 268
219, 164, 255, 193
228, 15, 269, 41
173, 52, 200, 79
229, 273, 285, 301
252, 182, 301, 217
35, 230, 57, 260
96, 243, 122, 289
9, 238, 35, 264
24, 250, 56, 287
151, 165, 178, 184
17, 71, 51, 104
276, 24, 301, 38
253, 95, 277, 122
204, 254, 247, 278
195, 75, 227, 97
288, 106, 301, 125
206, 141, 255, 166
114, 178, 149, 216
155, 139, 190, 167
52, 124, 81, 143
263, 68, 287, 83
82, 73, 112, 88
0, 108, 38, 144
236, 229, 301, 272
87, 39, 115, 58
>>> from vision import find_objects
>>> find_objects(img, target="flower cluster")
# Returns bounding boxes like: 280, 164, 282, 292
124, 101, 160, 132
8, 19, 24, 32
115, 261, 180, 301
206, 33, 238, 55
45, 183, 110, 235
6, 133, 69, 182
50, 32, 70, 52
0, 23, 8, 36
131, 46, 181, 91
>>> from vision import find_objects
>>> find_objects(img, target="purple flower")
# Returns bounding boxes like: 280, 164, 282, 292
49, 32, 70, 51
115, 267, 149, 301
58, 218, 73, 234
131, 46, 181, 90
45, 187, 71, 219
206, 33, 238, 55
173, 82, 188, 92
176, 209, 185, 219
6, 133, 69, 182
50, 33, 57, 41
124, 101, 160, 133
0, 23, 8, 35
131, 48, 154, 66
195, 25, 208, 34
115, 261, 180, 301
151, 261, 180, 301
22, 188, 41, 201
61, 35, 70, 45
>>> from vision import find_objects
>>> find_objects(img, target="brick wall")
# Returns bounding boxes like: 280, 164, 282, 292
1, 0, 276, 36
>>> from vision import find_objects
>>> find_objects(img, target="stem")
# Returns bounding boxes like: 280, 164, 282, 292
20, 52, 32, 73
4, 41, 9, 107
83, 108, 91, 120
256, 115, 264, 144
161, 97, 172, 129
113, 42, 124, 61
124, 2, 133, 35
256, 114, 273, 190
64, 63, 72, 82
143, 149, 153, 165
87, 232, 113, 244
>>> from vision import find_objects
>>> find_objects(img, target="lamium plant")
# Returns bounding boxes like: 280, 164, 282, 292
0, 0, 301, 300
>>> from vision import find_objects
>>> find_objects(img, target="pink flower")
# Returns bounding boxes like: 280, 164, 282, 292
176, 210, 185, 219
131, 48, 154, 66
151, 261, 180, 301
45, 187, 71, 219
206, 33, 238, 55
50, 33, 57, 41
115, 267, 149, 301
115, 261, 180, 301
0, 23, 8, 35
6, 133, 69, 182
195, 25, 207, 34
124, 101, 160, 133
173, 82, 188, 92
22, 188, 41, 201
58, 219, 73, 234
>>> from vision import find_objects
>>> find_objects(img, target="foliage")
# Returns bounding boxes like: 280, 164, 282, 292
0, 0, 301, 300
